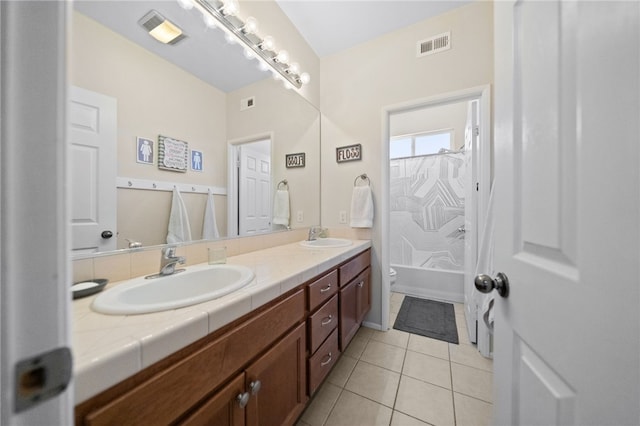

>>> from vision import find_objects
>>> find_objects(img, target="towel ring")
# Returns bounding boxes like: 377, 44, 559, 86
354, 174, 370, 187
277, 179, 288, 189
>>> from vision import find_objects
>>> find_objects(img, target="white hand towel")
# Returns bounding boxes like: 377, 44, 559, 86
202, 189, 220, 240
350, 186, 374, 228
272, 189, 290, 226
166, 187, 192, 244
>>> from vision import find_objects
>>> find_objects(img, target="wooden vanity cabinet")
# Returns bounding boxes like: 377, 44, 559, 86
306, 271, 340, 396
75, 289, 306, 426
180, 322, 307, 426
338, 249, 371, 351
75, 248, 372, 426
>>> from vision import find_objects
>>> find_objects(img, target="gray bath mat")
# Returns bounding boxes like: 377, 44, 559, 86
393, 297, 459, 344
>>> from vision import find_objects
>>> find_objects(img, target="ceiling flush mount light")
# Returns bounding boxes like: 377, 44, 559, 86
139, 10, 187, 45
188, 0, 310, 89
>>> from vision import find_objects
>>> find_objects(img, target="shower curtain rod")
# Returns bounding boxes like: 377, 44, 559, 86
391, 148, 466, 161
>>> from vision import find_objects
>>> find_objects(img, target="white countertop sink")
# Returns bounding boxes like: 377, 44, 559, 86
299, 237, 353, 248
91, 264, 255, 315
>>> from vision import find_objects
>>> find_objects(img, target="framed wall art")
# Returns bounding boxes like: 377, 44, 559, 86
285, 152, 305, 168
158, 135, 189, 172
336, 144, 362, 163
136, 137, 154, 165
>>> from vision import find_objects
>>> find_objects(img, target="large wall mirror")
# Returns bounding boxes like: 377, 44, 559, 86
70, 0, 320, 256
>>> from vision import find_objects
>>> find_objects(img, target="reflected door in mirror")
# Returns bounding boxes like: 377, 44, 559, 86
239, 141, 271, 236
70, 86, 117, 254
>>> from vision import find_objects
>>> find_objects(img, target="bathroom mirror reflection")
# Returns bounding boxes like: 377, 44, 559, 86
70, 0, 320, 256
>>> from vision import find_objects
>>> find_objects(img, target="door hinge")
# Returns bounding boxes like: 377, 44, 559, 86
474, 126, 480, 136
476, 182, 479, 191
15, 347, 72, 413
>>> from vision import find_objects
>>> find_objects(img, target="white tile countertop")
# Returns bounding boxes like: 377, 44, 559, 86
72, 239, 371, 405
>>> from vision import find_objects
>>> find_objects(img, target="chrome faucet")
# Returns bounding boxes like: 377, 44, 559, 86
307, 226, 325, 241
158, 246, 186, 276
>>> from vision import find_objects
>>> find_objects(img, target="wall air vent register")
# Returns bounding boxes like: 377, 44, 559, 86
417, 31, 451, 57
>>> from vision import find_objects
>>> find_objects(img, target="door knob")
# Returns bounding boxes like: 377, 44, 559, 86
475, 272, 510, 298
101, 230, 113, 239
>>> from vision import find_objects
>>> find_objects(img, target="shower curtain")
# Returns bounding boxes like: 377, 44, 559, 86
390, 152, 466, 271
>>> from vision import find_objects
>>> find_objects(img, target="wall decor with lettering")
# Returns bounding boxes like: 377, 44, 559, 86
336, 144, 362, 163
285, 152, 305, 168
158, 135, 189, 172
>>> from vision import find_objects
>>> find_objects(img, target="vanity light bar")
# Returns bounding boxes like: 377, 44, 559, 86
191, 0, 307, 89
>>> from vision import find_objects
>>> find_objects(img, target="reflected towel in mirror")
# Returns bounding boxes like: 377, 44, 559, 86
167, 187, 192, 244
202, 189, 220, 239
350, 186, 373, 228
273, 189, 290, 226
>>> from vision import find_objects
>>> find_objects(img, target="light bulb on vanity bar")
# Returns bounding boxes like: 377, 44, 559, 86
242, 16, 258, 35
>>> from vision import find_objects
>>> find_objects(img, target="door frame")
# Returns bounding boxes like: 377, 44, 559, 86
227, 132, 273, 238
1, 1, 72, 423
381, 85, 491, 331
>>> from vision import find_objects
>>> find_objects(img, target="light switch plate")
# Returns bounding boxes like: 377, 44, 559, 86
296, 211, 304, 222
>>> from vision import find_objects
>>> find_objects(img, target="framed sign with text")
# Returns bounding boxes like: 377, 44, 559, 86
158, 135, 189, 172
285, 152, 305, 168
336, 144, 362, 163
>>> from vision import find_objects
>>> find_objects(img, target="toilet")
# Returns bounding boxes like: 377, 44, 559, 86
389, 267, 397, 287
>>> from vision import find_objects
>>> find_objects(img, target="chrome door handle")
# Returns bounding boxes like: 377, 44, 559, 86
249, 380, 261, 395
236, 392, 250, 408
320, 283, 332, 293
475, 272, 510, 298
321, 315, 333, 326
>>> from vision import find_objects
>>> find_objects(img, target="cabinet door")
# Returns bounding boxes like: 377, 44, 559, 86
179, 374, 246, 426
245, 323, 307, 426
339, 280, 358, 351
356, 267, 371, 324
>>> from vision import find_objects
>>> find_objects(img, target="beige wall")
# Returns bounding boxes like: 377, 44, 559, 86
227, 78, 321, 229
320, 1, 494, 326
71, 12, 228, 248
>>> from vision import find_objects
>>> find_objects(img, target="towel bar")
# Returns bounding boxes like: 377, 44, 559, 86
277, 179, 289, 189
353, 174, 370, 186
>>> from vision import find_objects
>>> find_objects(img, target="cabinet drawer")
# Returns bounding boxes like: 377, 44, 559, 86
307, 328, 339, 396
82, 289, 305, 426
339, 249, 370, 287
308, 270, 338, 311
307, 294, 338, 353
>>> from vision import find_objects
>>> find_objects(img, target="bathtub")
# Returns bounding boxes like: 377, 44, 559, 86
390, 264, 464, 303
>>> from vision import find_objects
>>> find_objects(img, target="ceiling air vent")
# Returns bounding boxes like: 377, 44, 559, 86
417, 32, 451, 57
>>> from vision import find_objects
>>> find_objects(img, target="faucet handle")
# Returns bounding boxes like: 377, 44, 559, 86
163, 246, 176, 257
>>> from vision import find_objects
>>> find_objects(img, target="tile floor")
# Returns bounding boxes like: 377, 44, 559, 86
297, 292, 493, 426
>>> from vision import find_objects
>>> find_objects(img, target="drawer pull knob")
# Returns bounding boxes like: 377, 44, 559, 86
321, 315, 333, 326
321, 352, 333, 367
320, 283, 332, 293
237, 392, 250, 408
249, 380, 262, 395
357, 281, 364, 288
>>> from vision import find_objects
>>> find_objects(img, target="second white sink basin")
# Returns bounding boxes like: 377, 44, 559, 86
91, 264, 255, 315
299, 238, 352, 248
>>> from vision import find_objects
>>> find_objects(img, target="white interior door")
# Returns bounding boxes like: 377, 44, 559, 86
492, 1, 639, 424
463, 99, 479, 344
239, 143, 271, 236
69, 86, 117, 253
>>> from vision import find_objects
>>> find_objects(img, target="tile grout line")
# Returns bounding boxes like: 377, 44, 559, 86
389, 339, 409, 423
449, 342, 458, 426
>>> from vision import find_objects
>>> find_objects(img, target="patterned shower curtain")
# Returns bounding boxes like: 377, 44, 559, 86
390, 152, 466, 271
